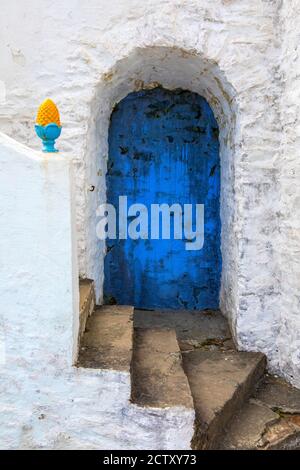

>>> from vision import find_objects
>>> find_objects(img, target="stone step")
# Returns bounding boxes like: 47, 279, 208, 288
134, 308, 231, 353
219, 375, 300, 450
77, 305, 134, 372
182, 348, 266, 449
131, 328, 194, 410
79, 279, 95, 340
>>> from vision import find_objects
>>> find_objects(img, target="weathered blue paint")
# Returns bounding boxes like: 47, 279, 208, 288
104, 88, 221, 309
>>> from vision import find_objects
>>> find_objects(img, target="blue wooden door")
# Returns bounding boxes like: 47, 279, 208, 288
104, 88, 221, 309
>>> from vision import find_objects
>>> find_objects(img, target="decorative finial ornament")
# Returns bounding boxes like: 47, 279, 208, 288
35, 99, 62, 152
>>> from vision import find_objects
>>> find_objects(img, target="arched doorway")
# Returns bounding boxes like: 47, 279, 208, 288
104, 87, 221, 309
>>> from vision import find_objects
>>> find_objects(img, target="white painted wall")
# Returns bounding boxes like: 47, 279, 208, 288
1, 0, 300, 446
276, 1, 300, 387
0, 132, 79, 366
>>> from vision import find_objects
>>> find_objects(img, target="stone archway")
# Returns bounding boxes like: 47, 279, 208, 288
83, 45, 239, 337
88, 47, 237, 304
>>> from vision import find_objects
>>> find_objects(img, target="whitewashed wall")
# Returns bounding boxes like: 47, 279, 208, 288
0, 132, 79, 367
277, 1, 300, 387
0, 0, 299, 393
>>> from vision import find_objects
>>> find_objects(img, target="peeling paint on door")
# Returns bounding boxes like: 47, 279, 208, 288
104, 87, 221, 309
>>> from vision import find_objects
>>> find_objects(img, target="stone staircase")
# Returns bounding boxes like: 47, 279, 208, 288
77, 280, 300, 450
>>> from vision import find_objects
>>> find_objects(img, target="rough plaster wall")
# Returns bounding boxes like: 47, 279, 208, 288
0, 0, 298, 383
277, 1, 300, 387
0, 354, 194, 449
0, 133, 194, 449
0, 363, 194, 450
232, 1, 282, 370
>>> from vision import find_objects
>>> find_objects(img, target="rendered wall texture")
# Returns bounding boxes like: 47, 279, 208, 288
277, 0, 300, 386
0, 0, 299, 389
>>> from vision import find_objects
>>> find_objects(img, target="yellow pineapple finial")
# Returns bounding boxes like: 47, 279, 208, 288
35, 98, 62, 152
36, 98, 61, 127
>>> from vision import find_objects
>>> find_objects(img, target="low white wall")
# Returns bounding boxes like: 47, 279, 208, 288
0, 132, 79, 367
0, 361, 194, 449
